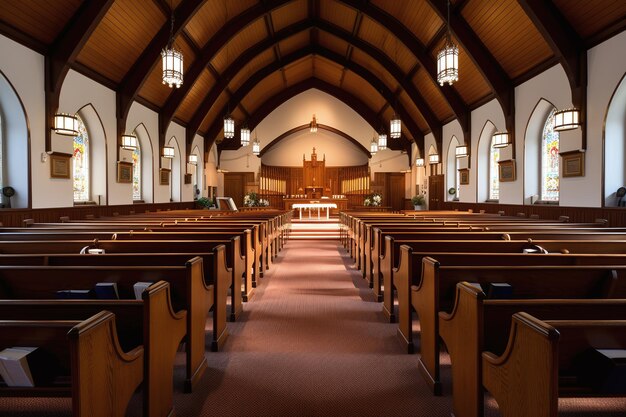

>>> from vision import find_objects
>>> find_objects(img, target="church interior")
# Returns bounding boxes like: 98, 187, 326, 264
0, 1, 625, 416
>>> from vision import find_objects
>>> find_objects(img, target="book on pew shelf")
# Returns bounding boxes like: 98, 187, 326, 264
56, 289, 94, 299
0, 347, 37, 387
94, 282, 119, 299
573, 348, 626, 394
485, 283, 513, 299
133, 282, 153, 300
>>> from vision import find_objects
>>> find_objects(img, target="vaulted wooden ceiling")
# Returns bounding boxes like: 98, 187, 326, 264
1, 0, 624, 156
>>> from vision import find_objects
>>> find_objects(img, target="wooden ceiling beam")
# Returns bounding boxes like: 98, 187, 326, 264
315, 20, 441, 144
45, 0, 114, 153
204, 46, 425, 154
117, 0, 206, 130
426, 0, 513, 156
160, 1, 299, 143
338, 0, 468, 153
517, 0, 587, 149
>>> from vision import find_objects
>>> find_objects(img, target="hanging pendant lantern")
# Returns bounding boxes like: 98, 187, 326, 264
240, 126, 250, 146
437, 0, 459, 86
223, 114, 235, 139
161, 10, 183, 88
390, 114, 401, 139
370, 137, 378, 155
378, 129, 388, 151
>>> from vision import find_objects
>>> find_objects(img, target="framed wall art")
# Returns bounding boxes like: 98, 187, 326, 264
498, 159, 516, 182
159, 168, 171, 185
458, 168, 470, 185
49, 152, 72, 179
560, 150, 585, 177
117, 161, 133, 183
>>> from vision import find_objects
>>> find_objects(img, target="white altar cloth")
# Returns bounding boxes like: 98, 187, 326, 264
292, 203, 337, 220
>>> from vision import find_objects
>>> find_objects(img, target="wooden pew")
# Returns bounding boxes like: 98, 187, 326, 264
402, 257, 626, 394
483, 312, 626, 417
0, 237, 244, 322
0, 261, 210, 397
0, 310, 143, 417
440, 282, 626, 417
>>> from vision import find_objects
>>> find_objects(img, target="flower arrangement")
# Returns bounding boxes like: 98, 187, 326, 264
364, 192, 382, 207
243, 192, 259, 207
244, 192, 270, 207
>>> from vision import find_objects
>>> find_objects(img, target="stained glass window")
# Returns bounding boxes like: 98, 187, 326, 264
489, 138, 500, 200
73, 117, 89, 202
541, 109, 559, 201
132, 143, 141, 201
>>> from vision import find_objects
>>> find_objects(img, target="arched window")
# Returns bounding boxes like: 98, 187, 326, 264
73, 116, 90, 202
488, 137, 500, 200
541, 109, 559, 201
132, 142, 142, 201
455, 157, 460, 199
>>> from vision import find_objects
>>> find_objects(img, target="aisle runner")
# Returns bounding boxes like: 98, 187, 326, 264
172, 240, 450, 417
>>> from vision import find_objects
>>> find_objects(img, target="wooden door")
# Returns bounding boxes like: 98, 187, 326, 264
428, 174, 445, 210
224, 173, 245, 207
388, 173, 406, 211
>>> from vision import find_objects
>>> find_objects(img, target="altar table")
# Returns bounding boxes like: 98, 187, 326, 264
292, 203, 338, 220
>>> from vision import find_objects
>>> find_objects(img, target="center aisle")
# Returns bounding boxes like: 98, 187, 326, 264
173, 239, 453, 417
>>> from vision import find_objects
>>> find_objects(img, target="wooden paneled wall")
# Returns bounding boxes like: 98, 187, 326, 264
440, 202, 626, 226
0, 202, 196, 227
257, 163, 370, 209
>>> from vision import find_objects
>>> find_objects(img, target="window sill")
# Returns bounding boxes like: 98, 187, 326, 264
533, 200, 559, 205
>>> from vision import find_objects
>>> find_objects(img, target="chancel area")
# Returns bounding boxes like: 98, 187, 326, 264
0, 1, 625, 416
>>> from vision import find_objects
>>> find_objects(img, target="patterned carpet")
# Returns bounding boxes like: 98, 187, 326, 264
2, 240, 625, 416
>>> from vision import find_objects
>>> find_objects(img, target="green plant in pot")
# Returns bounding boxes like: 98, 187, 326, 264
196, 197, 212, 209
411, 194, 425, 210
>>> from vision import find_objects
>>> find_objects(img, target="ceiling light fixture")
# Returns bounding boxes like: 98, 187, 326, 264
370, 137, 378, 155
223, 114, 234, 139
429, 153, 440, 164
415, 157, 425, 167
437, 0, 459, 86
390, 114, 401, 139
240, 125, 250, 146
309, 114, 318, 133
161, 2, 183, 88
188, 154, 198, 164
378, 128, 388, 151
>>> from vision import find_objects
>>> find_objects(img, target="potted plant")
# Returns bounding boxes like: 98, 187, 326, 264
196, 197, 212, 209
411, 194, 425, 210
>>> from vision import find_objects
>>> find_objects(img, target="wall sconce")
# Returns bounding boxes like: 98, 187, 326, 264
53, 113, 79, 136
309, 114, 318, 133
121, 134, 137, 150
415, 157, 425, 167
428, 153, 440, 164
162, 146, 175, 158
455, 145, 468, 158
492, 132, 510, 148
188, 154, 198, 164
553, 108, 580, 131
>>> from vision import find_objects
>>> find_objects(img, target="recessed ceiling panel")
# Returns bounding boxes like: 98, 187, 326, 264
176, 69, 216, 123
314, 56, 345, 85
77, 0, 165, 83
0, 0, 82, 45
271, 0, 308, 32
357, 16, 417, 74
317, 31, 349, 57
371, 0, 442, 46
320, 0, 358, 33
278, 29, 311, 57
463, 0, 553, 79
284, 56, 313, 86
211, 18, 268, 74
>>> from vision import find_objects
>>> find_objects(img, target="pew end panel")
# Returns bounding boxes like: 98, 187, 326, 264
212, 245, 230, 352
412, 256, 442, 395
392, 245, 413, 353
70, 311, 144, 417
142, 281, 187, 417
482, 312, 560, 417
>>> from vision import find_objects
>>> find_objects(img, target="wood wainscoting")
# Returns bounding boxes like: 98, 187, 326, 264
440, 201, 626, 226
0, 202, 195, 227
